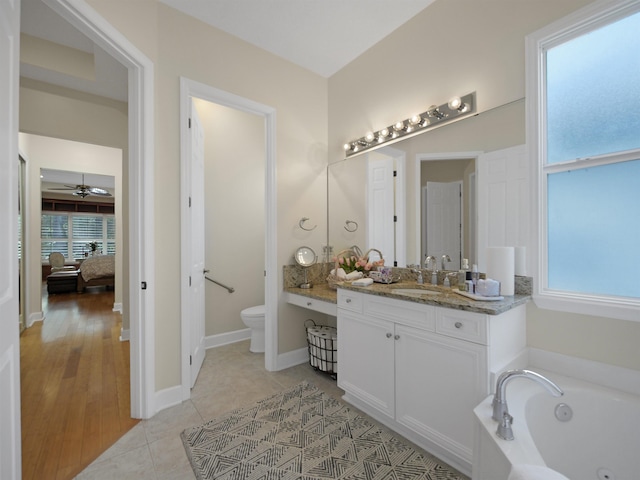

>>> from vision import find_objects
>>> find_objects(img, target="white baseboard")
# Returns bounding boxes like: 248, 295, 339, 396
154, 385, 183, 415
112, 302, 123, 313
205, 328, 251, 349
276, 347, 309, 371
27, 312, 44, 328
528, 347, 640, 397
119, 327, 130, 342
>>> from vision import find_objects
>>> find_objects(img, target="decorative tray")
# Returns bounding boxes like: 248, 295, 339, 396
453, 290, 504, 301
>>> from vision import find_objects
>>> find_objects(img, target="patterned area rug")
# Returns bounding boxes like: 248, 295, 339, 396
181, 382, 468, 480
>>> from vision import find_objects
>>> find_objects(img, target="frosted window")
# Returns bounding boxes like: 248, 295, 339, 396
547, 159, 640, 298
546, 11, 640, 164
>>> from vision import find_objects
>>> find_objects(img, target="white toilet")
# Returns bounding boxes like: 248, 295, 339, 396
240, 305, 265, 353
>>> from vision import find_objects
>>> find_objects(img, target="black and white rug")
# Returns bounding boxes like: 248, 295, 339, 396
181, 382, 467, 480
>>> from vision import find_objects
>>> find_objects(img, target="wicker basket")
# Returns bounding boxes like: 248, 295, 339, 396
305, 320, 337, 377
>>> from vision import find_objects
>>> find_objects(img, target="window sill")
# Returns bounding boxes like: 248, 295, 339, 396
533, 292, 640, 322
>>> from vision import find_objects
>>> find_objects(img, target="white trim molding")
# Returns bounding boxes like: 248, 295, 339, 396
48, 0, 155, 419
205, 329, 251, 350
119, 328, 130, 342
276, 347, 309, 371
112, 302, 123, 314
27, 312, 44, 328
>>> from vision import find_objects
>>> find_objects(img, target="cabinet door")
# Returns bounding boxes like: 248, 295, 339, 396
395, 324, 488, 465
337, 310, 395, 418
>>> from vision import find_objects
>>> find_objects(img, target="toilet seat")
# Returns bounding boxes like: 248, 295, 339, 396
241, 305, 265, 318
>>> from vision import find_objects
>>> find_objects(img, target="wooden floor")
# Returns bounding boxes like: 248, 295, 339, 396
20, 286, 139, 480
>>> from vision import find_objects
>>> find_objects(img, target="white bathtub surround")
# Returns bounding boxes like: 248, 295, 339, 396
472, 363, 640, 479
527, 347, 640, 397
508, 464, 569, 480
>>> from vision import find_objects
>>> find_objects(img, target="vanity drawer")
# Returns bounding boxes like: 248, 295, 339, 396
436, 308, 488, 345
364, 295, 435, 331
337, 289, 363, 313
286, 292, 337, 316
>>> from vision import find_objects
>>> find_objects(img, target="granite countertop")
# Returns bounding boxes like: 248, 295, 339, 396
284, 283, 338, 303
285, 281, 530, 315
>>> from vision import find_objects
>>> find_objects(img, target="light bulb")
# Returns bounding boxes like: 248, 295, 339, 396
343, 143, 351, 151
393, 121, 405, 132
448, 96, 462, 110
380, 128, 389, 138
365, 132, 375, 142
409, 115, 421, 125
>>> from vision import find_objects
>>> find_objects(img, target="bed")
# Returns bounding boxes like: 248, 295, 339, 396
77, 255, 115, 292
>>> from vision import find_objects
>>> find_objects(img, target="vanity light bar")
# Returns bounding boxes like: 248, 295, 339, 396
343, 92, 476, 157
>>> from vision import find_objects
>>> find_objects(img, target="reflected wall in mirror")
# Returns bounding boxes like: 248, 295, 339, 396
327, 146, 405, 267
327, 99, 526, 268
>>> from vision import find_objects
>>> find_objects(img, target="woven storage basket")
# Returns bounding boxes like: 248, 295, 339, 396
305, 320, 337, 377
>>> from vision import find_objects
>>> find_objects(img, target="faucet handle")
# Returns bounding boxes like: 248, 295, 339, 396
496, 412, 514, 441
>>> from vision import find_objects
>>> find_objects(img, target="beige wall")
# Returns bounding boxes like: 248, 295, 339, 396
328, 0, 640, 372
193, 99, 265, 336
87, 1, 328, 390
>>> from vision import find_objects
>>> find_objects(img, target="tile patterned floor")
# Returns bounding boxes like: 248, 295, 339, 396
75, 341, 345, 479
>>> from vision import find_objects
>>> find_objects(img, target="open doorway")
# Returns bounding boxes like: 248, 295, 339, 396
179, 79, 278, 400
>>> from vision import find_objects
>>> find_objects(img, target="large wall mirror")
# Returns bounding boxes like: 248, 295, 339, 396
327, 98, 526, 269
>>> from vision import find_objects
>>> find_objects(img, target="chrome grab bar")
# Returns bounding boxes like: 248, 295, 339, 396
205, 276, 235, 293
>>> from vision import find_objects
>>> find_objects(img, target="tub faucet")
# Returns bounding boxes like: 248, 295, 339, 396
492, 369, 563, 440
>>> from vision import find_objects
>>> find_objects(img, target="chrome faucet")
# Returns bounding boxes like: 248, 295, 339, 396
492, 369, 563, 440
441, 254, 451, 271
424, 255, 437, 270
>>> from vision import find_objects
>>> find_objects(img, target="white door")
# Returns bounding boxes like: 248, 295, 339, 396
424, 181, 462, 270
477, 145, 528, 272
0, 0, 22, 478
189, 101, 206, 387
367, 155, 395, 264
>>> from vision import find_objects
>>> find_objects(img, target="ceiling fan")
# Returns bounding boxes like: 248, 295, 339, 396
49, 174, 112, 198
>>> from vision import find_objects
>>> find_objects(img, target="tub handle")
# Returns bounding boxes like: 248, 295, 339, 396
496, 412, 514, 441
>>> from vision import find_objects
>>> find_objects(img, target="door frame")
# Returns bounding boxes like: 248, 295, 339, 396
179, 77, 277, 400
46, 0, 155, 418
414, 151, 482, 266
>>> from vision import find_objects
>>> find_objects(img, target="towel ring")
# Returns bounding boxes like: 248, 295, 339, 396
344, 220, 358, 232
299, 217, 317, 231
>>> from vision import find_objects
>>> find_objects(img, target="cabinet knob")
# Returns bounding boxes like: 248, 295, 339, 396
394, 334, 400, 340
346, 298, 352, 303
455, 321, 463, 329
307, 302, 312, 306
386, 332, 392, 338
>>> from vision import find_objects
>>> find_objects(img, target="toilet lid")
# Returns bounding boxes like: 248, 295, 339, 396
242, 305, 265, 318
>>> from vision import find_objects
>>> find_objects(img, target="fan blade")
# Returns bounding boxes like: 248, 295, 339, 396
88, 187, 112, 196
49, 187, 76, 190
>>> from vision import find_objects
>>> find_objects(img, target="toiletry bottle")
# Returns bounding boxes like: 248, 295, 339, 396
443, 275, 450, 288
417, 270, 424, 284
472, 264, 479, 293
458, 258, 469, 290
431, 270, 438, 285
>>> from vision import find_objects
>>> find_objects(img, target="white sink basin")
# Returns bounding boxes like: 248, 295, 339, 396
390, 288, 441, 296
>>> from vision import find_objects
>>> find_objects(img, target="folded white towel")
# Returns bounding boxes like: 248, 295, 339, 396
508, 465, 570, 480
345, 271, 364, 281
352, 278, 373, 287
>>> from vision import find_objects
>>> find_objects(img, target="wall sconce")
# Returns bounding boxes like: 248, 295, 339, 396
343, 92, 476, 157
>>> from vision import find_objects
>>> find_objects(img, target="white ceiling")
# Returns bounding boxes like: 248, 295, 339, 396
23, 0, 435, 187
158, 0, 436, 77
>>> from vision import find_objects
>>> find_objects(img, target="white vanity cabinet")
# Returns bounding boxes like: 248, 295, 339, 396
336, 288, 526, 476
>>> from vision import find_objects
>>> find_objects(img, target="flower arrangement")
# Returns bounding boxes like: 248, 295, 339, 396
335, 253, 384, 273
88, 241, 98, 253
